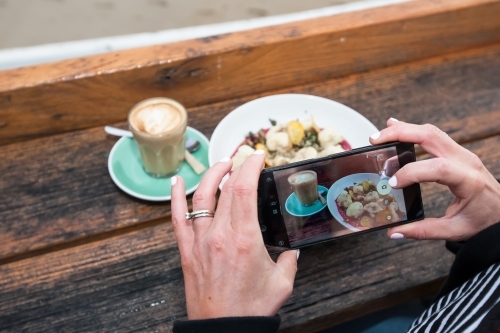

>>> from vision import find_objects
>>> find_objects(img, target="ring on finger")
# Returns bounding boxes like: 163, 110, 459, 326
185, 210, 215, 221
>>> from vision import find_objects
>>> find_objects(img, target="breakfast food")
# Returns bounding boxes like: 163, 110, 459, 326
335, 180, 406, 229
231, 117, 351, 170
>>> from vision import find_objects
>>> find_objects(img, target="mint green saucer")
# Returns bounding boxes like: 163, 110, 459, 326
108, 126, 209, 201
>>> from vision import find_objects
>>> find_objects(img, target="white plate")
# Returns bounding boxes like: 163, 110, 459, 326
209, 94, 378, 187
326, 173, 406, 231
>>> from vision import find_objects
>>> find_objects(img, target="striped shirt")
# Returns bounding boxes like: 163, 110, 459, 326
408, 263, 500, 333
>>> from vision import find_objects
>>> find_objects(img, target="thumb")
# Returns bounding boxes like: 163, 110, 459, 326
387, 217, 461, 241
276, 249, 299, 282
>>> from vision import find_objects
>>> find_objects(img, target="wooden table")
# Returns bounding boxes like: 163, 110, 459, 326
1, 0, 500, 331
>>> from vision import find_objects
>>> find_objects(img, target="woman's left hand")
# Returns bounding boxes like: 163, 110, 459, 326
370, 119, 500, 241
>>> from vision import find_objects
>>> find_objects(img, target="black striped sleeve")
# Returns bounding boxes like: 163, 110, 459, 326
408, 263, 500, 333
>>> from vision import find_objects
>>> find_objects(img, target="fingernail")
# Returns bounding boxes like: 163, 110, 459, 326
219, 157, 231, 163
389, 117, 399, 122
390, 233, 405, 239
296, 249, 300, 260
253, 149, 265, 155
171, 176, 177, 186
389, 176, 398, 187
370, 132, 380, 140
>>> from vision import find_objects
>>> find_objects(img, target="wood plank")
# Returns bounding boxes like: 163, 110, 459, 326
4, 132, 498, 331
2, 0, 500, 144
0, 209, 453, 332
2, 43, 500, 260
6, 117, 500, 331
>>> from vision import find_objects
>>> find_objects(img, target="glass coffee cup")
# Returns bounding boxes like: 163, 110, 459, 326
288, 170, 319, 206
128, 97, 188, 178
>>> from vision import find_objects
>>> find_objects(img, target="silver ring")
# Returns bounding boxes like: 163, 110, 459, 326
185, 210, 215, 221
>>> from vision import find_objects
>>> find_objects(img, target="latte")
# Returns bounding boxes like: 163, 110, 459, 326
288, 170, 318, 206
128, 98, 187, 177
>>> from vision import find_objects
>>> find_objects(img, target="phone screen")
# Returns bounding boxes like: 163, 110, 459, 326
257, 143, 424, 250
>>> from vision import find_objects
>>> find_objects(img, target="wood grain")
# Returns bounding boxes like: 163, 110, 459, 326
2, 0, 500, 144
2, 44, 500, 261
4, 132, 500, 331
0, 211, 453, 332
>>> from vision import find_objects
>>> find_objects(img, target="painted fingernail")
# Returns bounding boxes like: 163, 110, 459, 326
219, 157, 231, 163
390, 117, 399, 122
389, 176, 398, 187
253, 149, 265, 155
296, 249, 300, 260
171, 176, 177, 186
390, 233, 405, 239
370, 132, 380, 140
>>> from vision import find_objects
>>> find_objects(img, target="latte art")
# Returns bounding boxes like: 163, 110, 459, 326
132, 104, 182, 135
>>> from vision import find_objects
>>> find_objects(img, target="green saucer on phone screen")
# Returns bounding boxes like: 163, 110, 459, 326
285, 185, 328, 217
108, 126, 209, 201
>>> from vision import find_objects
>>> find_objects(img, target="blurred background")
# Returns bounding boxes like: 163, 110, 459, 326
0, 0, 360, 49
0, 0, 406, 70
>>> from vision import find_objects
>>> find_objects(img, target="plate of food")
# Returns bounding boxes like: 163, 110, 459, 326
326, 173, 407, 231
208, 94, 378, 186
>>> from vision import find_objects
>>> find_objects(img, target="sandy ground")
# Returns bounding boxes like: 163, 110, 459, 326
0, 0, 356, 49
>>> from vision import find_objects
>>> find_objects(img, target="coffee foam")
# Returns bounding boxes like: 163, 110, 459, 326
131, 103, 182, 135
289, 171, 315, 184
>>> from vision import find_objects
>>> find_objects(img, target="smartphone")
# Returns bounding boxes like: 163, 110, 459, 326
257, 142, 424, 251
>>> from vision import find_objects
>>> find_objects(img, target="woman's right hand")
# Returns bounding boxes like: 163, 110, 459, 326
170, 151, 298, 320
370, 119, 500, 242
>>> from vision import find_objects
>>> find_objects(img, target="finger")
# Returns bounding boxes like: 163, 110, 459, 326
387, 217, 470, 241
276, 250, 299, 289
171, 176, 194, 256
211, 166, 241, 230
370, 117, 401, 147
369, 121, 458, 158
388, 158, 474, 199
191, 157, 233, 237
386, 117, 400, 127
231, 150, 266, 233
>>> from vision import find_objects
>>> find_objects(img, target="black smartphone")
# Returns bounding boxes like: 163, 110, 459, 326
257, 142, 424, 251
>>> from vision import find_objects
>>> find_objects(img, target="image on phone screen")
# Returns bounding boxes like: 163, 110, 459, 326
258, 143, 423, 249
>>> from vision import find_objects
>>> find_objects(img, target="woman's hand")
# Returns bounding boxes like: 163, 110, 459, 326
171, 151, 299, 319
370, 119, 500, 242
